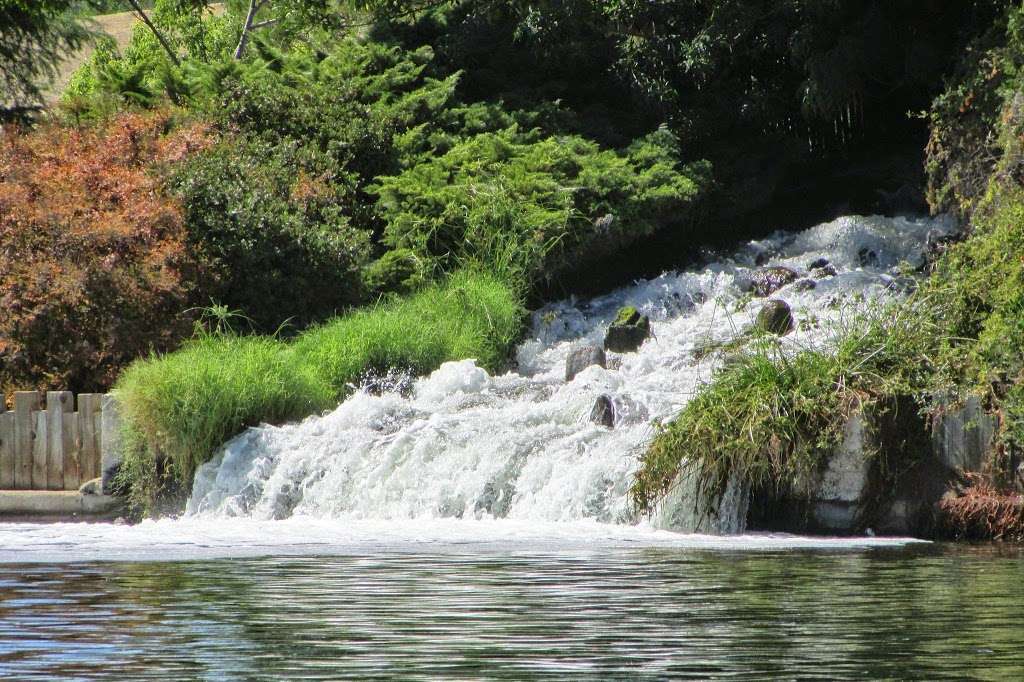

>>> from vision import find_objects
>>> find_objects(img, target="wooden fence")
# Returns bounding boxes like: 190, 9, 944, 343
0, 392, 108, 491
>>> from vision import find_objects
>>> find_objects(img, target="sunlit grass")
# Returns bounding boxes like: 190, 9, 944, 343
114, 270, 523, 513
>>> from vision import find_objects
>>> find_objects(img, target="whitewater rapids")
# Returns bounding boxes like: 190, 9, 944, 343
183, 214, 954, 532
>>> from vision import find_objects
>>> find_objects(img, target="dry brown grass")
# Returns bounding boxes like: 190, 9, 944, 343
937, 475, 1024, 542
43, 10, 137, 103
44, 4, 225, 104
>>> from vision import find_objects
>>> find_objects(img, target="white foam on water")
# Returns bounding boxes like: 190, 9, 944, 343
0, 518, 925, 563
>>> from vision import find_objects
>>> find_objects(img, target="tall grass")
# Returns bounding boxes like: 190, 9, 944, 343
631, 295, 949, 517
114, 270, 523, 513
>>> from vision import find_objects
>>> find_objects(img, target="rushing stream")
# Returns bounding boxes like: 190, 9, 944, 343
6, 213, 1018, 680
187, 213, 955, 530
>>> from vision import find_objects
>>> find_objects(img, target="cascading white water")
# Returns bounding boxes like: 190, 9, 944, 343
187, 214, 956, 531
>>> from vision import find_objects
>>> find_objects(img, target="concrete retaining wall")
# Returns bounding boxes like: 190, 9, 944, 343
804, 394, 999, 535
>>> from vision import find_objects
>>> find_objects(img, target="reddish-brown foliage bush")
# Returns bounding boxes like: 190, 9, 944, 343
0, 111, 214, 393
937, 475, 1024, 542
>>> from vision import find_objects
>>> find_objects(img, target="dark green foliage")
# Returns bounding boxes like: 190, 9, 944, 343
171, 135, 372, 332
925, 4, 1024, 216
1, 0, 100, 108
374, 126, 710, 286
603, 1, 1005, 149
362, 248, 428, 296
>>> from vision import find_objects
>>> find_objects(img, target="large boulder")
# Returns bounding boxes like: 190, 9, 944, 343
565, 345, 607, 381
750, 266, 798, 297
604, 306, 651, 353
755, 300, 794, 335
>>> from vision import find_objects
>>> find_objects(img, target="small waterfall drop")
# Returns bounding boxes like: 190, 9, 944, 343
188, 214, 955, 531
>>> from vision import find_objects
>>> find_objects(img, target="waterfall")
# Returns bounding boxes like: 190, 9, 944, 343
187, 214, 955, 532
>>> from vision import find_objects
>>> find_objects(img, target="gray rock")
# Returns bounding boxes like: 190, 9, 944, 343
808, 257, 831, 270
858, 248, 879, 268
79, 477, 102, 496
811, 263, 839, 279
932, 394, 996, 472
565, 345, 607, 381
812, 413, 872, 530
750, 266, 798, 297
604, 306, 651, 353
792, 278, 816, 292
590, 395, 615, 428
755, 299, 794, 336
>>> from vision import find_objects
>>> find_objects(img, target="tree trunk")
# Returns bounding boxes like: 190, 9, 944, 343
234, 0, 266, 60
126, 0, 179, 67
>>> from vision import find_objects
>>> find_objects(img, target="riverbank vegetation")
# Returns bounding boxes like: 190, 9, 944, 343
115, 270, 522, 513
4, 1, 1024, 515
635, 3, 1024, 533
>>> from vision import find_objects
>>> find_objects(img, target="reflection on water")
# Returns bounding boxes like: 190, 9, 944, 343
0, 544, 1021, 680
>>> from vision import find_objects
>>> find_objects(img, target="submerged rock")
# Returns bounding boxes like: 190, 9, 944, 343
811, 263, 839, 279
755, 299, 794, 335
750, 266, 798, 297
792, 278, 816, 292
857, 248, 879, 268
565, 345, 607, 381
604, 306, 651, 353
590, 395, 615, 428
808, 257, 831, 270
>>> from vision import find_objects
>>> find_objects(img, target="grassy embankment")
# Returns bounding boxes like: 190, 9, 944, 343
632, 8, 1024, 528
115, 270, 523, 513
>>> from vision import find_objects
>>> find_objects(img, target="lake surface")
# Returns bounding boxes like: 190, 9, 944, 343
0, 524, 1020, 680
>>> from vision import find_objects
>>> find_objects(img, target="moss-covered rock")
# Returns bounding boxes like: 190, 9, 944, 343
755, 300, 794, 336
604, 306, 651, 352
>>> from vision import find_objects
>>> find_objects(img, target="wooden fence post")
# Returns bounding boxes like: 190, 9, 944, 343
0, 406, 12, 489
32, 410, 47, 489
14, 392, 38, 489
100, 394, 122, 494
78, 394, 102, 483
46, 391, 73, 490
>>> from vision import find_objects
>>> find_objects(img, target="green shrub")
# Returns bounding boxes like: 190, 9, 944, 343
925, 4, 1024, 217
362, 248, 430, 296
290, 269, 523, 396
115, 333, 332, 510
171, 135, 372, 332
374, 126, 710, 286
114, 270, 523, 514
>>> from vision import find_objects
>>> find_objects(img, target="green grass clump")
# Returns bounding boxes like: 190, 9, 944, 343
632, 298, 946, 516
291, 270, 524, 396
114, 270, 523, 514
